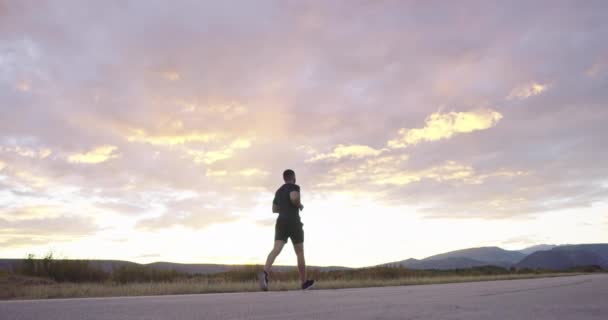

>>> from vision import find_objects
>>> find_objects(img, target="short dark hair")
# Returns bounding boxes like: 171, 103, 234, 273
283, 169, 295, 181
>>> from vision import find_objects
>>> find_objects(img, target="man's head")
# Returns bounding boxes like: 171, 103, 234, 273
283, 169, 296, 183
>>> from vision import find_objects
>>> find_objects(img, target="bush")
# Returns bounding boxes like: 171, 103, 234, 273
20, 253, 109, 282
568, 265, 604, 273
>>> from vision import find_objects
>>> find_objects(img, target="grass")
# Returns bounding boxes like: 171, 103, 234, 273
4, 255, 600, 300
1, 272, 583, 300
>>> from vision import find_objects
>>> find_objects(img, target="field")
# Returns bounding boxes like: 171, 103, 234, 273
0, 262, 589, 300
1, 255, 602, 300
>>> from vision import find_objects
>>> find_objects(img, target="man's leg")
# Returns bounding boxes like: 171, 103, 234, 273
293, 242, 306, 284
264, 240, 285, 273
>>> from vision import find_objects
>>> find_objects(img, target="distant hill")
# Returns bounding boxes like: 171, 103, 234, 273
552, 244, 608, 260
424, 247, 525, 266
516, 250, 607, 270
4, 243, 606, 273
383, 244, 608, 270
388, 257, 491, 270
518, 244, 556, 255
0, 258, 350, 274
516, 244, 608, 270
382, 247, 525, 270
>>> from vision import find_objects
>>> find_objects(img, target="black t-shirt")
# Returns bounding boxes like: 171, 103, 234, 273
273, 183, 301, 222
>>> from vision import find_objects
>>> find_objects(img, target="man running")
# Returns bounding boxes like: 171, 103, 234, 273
259, 169, 315, 291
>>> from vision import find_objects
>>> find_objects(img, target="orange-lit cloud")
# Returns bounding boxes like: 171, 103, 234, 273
376, 162, 527, 186
206, 169, 228, 177
13, 170, 50, 188
127, 129, 218, 145
162, 71, 180, 81
67, 145, 119, 164
206, 168, 268, 178
2, 1, 608, 265
237, 168, 269, 177
507, 82, 548, 100
0, 205, 63, 220
0, 146, 52, 159
176, 100, 248, 120
388, 109, 503, 148
306, 144, 386, 162
136, 198, 240, 231
186, 138, 252, 164
15, 81, 31, 92
365, 161, 477, 186
318, 159, 527, 188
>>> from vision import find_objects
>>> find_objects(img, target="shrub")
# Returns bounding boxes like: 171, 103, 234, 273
20, 253, 109, 282
568, 265, 604, 273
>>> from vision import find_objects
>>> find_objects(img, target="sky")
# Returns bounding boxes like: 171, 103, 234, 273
1, 1, 607, 268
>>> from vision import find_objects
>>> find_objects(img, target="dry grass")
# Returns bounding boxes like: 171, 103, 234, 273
1, 273, 582, 300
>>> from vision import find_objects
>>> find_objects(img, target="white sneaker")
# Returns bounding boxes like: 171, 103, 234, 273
258, 271, 269, 291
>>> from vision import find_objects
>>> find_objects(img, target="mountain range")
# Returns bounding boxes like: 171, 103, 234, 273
383, 244, 607, 271
2, 243, 606, 273
516, 244, 608, 270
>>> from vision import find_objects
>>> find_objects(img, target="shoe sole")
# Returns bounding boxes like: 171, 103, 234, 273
302, 282, 315, 290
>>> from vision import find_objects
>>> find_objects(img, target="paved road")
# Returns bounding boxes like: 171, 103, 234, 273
1, 274, 607, 320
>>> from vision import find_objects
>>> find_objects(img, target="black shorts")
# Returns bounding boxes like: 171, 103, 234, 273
275, 220, 304, 244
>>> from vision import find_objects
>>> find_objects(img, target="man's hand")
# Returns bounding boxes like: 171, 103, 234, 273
290, 191, 302, 209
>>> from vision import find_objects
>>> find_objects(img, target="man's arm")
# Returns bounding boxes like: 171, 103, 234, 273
290, 191, 304, 211
272, 195, 280, 213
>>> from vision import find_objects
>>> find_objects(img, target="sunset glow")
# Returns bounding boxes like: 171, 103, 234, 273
1, 1, 607, 268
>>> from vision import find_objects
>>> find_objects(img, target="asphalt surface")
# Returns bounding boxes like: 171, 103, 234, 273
1, 274, 606, 320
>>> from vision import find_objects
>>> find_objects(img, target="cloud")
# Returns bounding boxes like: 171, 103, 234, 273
0, 146, 51, 159
127, 129, 218, 146
67, 145, 119, 164
0, 215, 100, 237
136, 196, 239, 231
176, 100, 248, 119
306, 144, 386, 162
586, 58, 608, 77
371, 161, 478, 186
499, 235, 542, 247
15, 81, 31, 92
93, 201, 147, 216
0, 236, 50, 248
186, 138, 252, 164
12, 169, 50, 189
206, 169, 228, 177
317, 158, 527, 189
162, 71, 180, 81
0, 205, 64, 220
0, 0, 607, 257
507, 82, 549, 100
135, 253, 162, 259
206, 168, 268, 178
387, 109, 503, 148
236, 168, 269, 177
